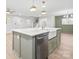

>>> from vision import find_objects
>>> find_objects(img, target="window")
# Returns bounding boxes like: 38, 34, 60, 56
62, 18, 73, 25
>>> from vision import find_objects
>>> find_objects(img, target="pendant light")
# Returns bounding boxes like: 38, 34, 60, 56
70, 14, 73, 18
63, 8, 69, 18
41, 0, 47, 15
6, 8, 15, 15
30, 5, 37, 11
30, 0, 37, 12
41, 11, 47, 15
42, 0, 46, 8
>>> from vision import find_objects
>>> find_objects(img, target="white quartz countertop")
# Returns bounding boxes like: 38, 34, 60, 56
13, 28, 61, 37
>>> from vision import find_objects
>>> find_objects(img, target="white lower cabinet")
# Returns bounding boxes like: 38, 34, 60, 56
48, 37, 57, 54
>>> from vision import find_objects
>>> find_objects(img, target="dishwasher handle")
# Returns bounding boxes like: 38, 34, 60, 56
36, 36, 44, 40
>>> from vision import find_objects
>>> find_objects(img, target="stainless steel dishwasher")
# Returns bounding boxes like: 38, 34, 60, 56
35, 33, 48, 59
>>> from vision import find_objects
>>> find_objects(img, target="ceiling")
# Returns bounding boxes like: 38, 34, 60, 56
6, 0, 73, 16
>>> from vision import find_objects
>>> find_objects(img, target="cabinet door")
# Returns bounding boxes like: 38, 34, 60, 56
56, 30, 61, 47
13, 32, 21, 57
48, 37, 57, 54
21, 35, 33, 59
35, 35, 48, 59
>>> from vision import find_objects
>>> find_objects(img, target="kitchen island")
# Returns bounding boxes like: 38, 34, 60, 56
12, 28, 61, 59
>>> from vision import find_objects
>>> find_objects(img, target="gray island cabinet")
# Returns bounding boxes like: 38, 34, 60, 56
12, 28, 61, 59
12, 29, 49, 59
48, 29, 61, 54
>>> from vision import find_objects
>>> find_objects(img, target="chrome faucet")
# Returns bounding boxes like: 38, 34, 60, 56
41, 21, 46, 30
42, 26, 44, 30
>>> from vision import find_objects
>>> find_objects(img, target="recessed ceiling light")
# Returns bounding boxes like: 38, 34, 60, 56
42, 1, 46, 8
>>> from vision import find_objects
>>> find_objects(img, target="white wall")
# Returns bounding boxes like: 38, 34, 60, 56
6, 15, 55, 33
35, 16, 55, 28
6, 15, 35, 33
52, 9, 73, 16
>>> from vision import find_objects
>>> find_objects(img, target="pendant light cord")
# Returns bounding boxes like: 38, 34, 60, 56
33, 0, 34, 5
33, 0, 37, 5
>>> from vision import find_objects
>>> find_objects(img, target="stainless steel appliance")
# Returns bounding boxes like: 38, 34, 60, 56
35, 33, 48, 59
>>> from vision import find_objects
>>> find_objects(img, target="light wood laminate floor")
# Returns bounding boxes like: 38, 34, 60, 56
6, 33, 73, 59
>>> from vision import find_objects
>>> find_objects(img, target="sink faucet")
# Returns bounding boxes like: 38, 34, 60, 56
41, 21, 46, 30
42, 26, 44, 30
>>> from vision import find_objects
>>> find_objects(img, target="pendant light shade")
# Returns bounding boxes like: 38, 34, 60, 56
41, 0, 47, 15
41, 11, 47, 15
30, 0, 37, 12
30, 5, 37, 11
6, 8, 15, 14
42, 1, 46, 8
